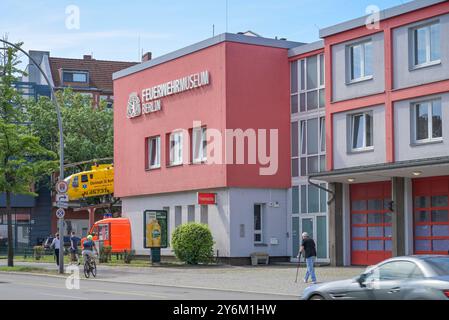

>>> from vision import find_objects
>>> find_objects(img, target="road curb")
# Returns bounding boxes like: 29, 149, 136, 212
0, 270, 300, 298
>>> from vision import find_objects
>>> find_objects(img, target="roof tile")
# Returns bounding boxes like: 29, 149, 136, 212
49, 57, 138, 93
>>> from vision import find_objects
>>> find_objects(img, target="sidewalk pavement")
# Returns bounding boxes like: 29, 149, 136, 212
0, 260, 366, 297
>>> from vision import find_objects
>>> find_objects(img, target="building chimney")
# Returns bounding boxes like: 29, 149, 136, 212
142, 52, 152, 62
83, 54, 92, 60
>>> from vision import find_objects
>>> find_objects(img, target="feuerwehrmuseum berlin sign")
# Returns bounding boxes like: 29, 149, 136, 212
127, 70, 210, 119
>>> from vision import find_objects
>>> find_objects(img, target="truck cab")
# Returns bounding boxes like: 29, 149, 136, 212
81, 218, 131, 253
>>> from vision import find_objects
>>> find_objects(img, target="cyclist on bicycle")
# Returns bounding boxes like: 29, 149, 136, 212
82, 235, 98, 263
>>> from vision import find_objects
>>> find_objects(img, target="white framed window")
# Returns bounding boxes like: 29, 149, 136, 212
62, 71, 88, 83
411, 21, 441, 69
320, 116, 326, 152
169, 131, 183, 166
300, 183, 328, 214
291, 121, 299, 178
347, 41, 373, 82
192, 126, 207, 163
412, 99, 442, 144
254, 204, 263, 244
290, 53, 325, 114
187, 205, 195, 223
299, 117, 326, 176
200, 205, 208, 225
174, 206, 182, 228
147, 136, 160, 169
350, 112, 373, 151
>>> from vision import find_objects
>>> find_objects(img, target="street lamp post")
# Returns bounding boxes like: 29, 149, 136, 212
0, 40, 66, 274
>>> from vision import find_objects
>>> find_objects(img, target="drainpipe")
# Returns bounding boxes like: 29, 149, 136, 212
308, 175, 335, 205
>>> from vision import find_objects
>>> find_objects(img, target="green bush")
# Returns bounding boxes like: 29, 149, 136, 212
171, 223, 214, 265
33, 246, 44, 260
123, 250, 135, 264
99, 245, 112, 263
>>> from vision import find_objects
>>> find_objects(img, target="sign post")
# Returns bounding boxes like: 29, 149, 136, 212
55, 180, 68, 274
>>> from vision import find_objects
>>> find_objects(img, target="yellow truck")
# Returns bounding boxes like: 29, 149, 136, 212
64, 164, 114, 201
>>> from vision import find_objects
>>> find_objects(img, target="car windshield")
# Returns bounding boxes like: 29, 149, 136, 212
424, 257, 449, 276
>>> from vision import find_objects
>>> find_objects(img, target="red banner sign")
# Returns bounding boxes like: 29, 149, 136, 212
198, 193, 216, 205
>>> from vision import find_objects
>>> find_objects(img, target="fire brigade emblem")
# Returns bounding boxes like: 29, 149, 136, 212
127, 92, 141, 118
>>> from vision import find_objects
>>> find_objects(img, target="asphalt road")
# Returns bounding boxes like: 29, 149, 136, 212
0, 272, 299, 300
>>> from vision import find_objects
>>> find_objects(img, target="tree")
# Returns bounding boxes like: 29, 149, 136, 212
0, 44, 57, 267
27, 88, 114, 172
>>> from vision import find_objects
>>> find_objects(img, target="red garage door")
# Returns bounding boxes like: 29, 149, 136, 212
351, 181, 392, 266
413, 176, 449, 255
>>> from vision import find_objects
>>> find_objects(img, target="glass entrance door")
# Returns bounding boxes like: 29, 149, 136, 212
300, 216, 328, 260
316, 216, 327, 259
292, 215, 328, 260
302, 218, 314, 239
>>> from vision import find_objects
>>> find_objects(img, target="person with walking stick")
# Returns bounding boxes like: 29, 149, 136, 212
295, 250, 302, 283
50, 233, 61, 266
299, 232, 317, 284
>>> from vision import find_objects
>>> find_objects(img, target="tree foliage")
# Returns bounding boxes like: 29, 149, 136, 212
0, 43, 57, 267
0, 122, 57, 195
27, 89, 114, 171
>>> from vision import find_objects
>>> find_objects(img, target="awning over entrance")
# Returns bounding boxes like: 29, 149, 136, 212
309, 157, 449, 184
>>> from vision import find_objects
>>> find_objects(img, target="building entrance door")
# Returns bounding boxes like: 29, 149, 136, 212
299, 215, 328, 260
350, 181, 392, 266
413, 176, 449, 254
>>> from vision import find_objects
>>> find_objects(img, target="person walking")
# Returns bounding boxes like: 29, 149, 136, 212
50, 233, 61, 266
299, 232, 317, 284
69, 231, 80, 265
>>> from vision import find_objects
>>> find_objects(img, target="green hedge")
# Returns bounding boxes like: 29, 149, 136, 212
33, 246, 44, 260
99, 245, 112, 263
171, 223, 214, 264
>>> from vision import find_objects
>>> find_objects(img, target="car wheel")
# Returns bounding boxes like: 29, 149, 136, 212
309, 294, 325, 300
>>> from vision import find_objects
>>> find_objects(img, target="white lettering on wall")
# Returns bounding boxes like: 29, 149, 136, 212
141, 71, 209, 103
128, 71, 210, 119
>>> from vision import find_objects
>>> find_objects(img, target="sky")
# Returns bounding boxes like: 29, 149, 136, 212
1, 0, 411, 66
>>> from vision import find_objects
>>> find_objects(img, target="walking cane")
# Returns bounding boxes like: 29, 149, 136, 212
295, 252, 302, 283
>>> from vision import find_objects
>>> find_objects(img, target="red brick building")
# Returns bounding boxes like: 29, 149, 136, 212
27, 51, 138, 107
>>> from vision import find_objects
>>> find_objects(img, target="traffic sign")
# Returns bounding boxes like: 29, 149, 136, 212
56, 180, 68, 194
55, 208, 65, 219
56, 193, 69, 202
56, 201, 69, 209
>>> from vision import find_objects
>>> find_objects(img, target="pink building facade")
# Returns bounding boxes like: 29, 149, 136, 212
114, 0, 449, 265
113, 34, 299, 263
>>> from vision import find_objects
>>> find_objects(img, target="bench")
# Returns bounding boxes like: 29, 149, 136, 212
250, 252, 269, 266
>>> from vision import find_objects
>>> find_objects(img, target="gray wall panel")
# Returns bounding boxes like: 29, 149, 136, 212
394, 92, 449, 161
333, 105, 386, 169
393, 14, 449, 89
332, 32, 385, 102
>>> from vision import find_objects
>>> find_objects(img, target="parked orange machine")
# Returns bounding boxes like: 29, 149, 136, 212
81, 218, 131, 253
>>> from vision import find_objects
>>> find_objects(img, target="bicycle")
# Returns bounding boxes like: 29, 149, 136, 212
83, 254, 97, 278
